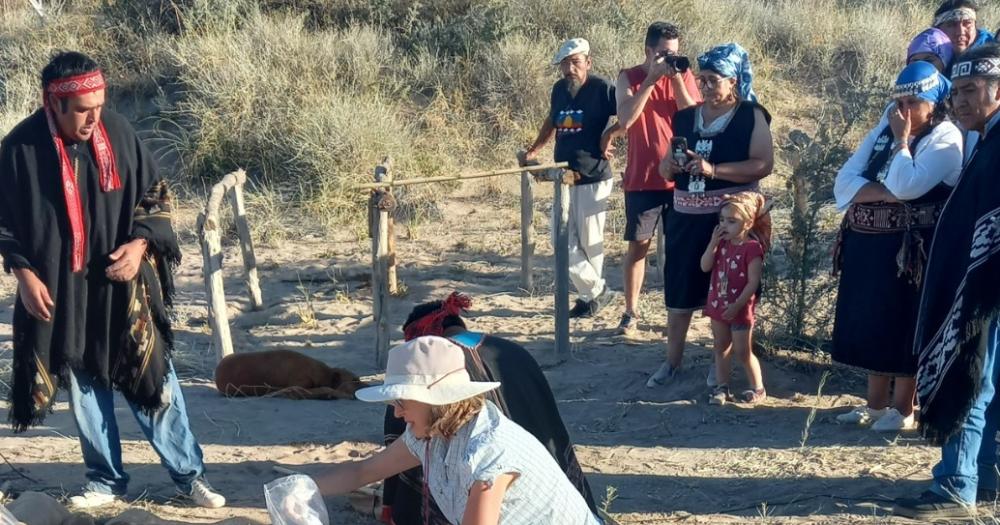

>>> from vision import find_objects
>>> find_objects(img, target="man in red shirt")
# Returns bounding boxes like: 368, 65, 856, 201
615, 22, 699, 334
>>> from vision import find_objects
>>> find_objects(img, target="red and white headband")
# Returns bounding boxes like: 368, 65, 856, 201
44, 70, 106, 98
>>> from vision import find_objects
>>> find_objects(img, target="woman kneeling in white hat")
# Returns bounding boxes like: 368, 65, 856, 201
316, 336, 601, 524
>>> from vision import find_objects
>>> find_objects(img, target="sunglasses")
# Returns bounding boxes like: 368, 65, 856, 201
696, 77, 725, 89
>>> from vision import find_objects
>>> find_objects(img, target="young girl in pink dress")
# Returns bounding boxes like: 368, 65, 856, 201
699, 191, 771, 405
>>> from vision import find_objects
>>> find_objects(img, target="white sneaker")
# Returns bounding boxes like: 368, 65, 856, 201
871, 408, 917, 432
69, 490, 119, 509
835, 406, 887, 426
706, 366, 718, 388
646, 362, 678, 388
184, 479, 226, 508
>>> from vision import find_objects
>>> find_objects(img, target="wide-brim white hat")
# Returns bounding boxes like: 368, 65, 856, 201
355, 336, 500, 406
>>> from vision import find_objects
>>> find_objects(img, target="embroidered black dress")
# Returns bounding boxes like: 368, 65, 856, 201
832, 123, 954, 376
664, 101, 771, 310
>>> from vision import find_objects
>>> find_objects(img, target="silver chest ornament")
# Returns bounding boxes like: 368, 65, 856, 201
689, 139, 714, 195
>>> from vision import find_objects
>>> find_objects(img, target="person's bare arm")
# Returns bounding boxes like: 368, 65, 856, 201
616, 59, 679, 130
851, 182, 898, 203
461, 474, 517, 525
600, 121, 624, 159
700, 225, 724, 273
314, 438, 420, 497
524, 119, 555, 161
671, 72, 697, 111
659, 153, 682, 182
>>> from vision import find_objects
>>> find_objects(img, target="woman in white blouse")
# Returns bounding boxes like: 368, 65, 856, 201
831, 60, 963, 432
314, 336, 602, 525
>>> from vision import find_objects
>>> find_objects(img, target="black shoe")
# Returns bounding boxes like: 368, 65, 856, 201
978, 488, 999, 504
894, 490, 977, 519
568, 299, 590, 318
591, 287, 616, 314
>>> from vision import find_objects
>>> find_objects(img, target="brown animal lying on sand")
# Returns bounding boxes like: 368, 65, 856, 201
214, 350, 364, 400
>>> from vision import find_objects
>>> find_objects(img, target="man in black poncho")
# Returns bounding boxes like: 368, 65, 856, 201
0, 51, 224, 509
894, 43, 1000, 520
379, 293, 598, 524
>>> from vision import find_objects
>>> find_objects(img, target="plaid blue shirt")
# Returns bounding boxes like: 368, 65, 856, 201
402, 401, 600, 524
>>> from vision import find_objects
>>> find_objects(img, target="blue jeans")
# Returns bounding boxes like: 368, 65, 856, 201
68, 362, 205, 495
931, 318, 1000, 504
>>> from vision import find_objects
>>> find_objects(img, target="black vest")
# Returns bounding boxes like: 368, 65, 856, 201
671, 101, 771, 192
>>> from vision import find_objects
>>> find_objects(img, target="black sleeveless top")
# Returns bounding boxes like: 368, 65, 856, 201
859, 122, 952, 205
671, 101, 772, 192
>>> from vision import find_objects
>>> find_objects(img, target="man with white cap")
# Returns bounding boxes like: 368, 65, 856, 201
523, 37, 620, 319
315, 336, 601, 524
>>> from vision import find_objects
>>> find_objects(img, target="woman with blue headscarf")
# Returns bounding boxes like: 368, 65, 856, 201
831, 60, 963, 432
647, 43, 773, 390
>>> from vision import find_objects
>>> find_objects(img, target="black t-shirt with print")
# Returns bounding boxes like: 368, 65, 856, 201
549, 75, 617, 185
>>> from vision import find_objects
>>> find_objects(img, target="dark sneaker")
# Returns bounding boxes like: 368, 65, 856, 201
591, 287, 616, 314
978, 488, 999, 504
569, 299, 590, 318
709, 385, 730, 406
739, 388, 767, 404
894, 490, 977, 520
616, 312, 639, 335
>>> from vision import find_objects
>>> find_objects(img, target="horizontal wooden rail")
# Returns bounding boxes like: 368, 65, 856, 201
352, 162, 569, 190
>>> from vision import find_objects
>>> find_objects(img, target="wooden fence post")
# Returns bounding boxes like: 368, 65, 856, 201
228, 170, 264, 310
385, 163, 398, 296
553, 170, 571, 359
198, 202, 234, 362
371, 159, 394, 369
518, 153, 536, 292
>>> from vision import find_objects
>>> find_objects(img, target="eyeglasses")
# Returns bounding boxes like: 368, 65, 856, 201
696, 77, 723, 89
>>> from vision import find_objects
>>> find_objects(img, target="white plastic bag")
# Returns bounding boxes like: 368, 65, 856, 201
0, 505, 19, 525
264, 475, 329, 525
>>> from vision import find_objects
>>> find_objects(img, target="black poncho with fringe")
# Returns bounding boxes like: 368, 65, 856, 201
914, 117, 1000, 444
0, 108, 180, 431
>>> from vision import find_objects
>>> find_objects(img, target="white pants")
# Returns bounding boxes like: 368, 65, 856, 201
552, 179, 612, 301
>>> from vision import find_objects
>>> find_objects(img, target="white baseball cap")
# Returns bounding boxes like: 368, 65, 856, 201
553, 38, 590, 65
355, 336, 500, 405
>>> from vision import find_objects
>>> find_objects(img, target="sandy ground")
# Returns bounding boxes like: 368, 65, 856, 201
0, 182, 994, 524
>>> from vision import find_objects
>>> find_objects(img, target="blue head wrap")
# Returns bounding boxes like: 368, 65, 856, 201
892, 60, 951, 104
697, 43, 756, 102
973, 28, 994, 48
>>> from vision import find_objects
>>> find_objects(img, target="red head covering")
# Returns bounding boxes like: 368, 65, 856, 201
403, 292, 472, 341
721, 191, 772, 252
42, 69, 121, 272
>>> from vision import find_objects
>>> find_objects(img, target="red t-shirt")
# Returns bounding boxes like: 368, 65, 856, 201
621, 66, 700, 192
704, 239, 764, 325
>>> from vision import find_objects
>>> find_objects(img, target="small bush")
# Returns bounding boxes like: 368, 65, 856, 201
758, 80, 885, 349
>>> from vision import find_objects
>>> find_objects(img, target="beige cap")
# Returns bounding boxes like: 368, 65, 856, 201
553, 38, 590, 65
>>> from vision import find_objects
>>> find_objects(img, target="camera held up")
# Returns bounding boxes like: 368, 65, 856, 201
656, 51, 690, 73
